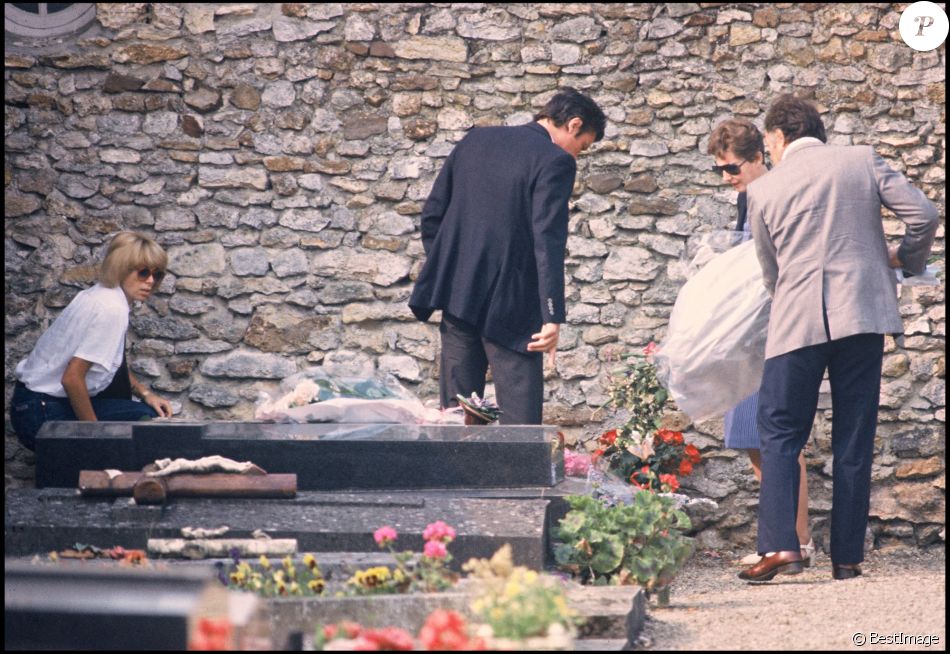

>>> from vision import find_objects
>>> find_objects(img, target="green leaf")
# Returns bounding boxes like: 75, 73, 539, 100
554, 543, 576, 565
590, 534, 625, 574
557, 511, 588, 537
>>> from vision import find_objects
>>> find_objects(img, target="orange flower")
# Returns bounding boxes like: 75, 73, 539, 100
591, 448, 605, 462
659, 474, 680, 492
672, 431, 684, 445
678, 459, 693, 477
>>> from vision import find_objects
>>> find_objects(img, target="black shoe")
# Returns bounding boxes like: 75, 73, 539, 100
832, 564, 862, 580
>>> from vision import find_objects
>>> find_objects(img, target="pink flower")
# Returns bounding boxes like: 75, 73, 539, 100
373, 526, 398, 547
422, 520, 456, 543
563, 449, 592, 477
423, 540, 448, 560
643, 342, 658, 357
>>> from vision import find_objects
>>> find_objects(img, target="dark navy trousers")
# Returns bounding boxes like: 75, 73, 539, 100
438, 313, 544, 425
756, 333, 884, 565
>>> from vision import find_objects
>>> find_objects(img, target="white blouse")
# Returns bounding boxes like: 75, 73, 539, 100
15, 284, 130, 397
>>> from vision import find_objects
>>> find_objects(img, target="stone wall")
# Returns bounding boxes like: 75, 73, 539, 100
4, 3, 945, 550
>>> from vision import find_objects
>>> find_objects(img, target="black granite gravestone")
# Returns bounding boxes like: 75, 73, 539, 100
34, 422, 564, 491
4, 561, 218, 650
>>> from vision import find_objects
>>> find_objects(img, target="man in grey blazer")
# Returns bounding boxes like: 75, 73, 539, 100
739, 95, 939, 582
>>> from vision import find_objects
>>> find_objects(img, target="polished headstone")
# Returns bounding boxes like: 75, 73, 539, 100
4, 560, 218, 650
34, 421, 564, 491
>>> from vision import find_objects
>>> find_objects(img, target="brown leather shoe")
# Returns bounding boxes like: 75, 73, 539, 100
832, 564, 862, 580
738, 550, 804, 581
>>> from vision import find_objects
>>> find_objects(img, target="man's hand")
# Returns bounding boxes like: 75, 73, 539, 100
888, 245, 902, 269
527, 322, 560, 365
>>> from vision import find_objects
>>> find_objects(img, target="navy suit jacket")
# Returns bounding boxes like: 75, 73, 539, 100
409, 122, 577, 352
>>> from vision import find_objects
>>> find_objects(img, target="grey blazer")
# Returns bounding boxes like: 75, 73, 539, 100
747, 142, 939, 360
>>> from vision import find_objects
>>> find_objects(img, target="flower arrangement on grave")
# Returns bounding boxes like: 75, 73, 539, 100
586, 343, 702, 492
552, 491, 694, 603
463, 544, 578, 648
222, 550, 326, 597
456, 393, 502, 424
48, 543, 148, 565
345, 522, 459, 596
315, 610, 487, 651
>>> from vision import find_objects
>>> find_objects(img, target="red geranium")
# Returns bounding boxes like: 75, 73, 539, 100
360, 628, 415, 651
678, 459, 693, 477
659, 474, 680, 492
419, 610, 471, 651
684, 444, 701, 464
599, 429, 618, 446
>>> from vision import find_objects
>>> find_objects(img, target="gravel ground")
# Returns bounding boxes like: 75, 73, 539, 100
631, 545, 946, 651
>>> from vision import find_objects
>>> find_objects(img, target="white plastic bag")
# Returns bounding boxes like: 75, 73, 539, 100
654, 239, 771, 422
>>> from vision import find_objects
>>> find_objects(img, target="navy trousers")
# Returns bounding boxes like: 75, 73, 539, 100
756, 333, 884, 565
11, 382, 158, 451
438, 313, 544, 425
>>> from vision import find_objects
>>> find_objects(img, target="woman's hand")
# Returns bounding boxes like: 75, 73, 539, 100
143, 392, 173, 418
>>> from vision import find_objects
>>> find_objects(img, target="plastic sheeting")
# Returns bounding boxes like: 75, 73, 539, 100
255, 369, 463, 424
654, 238, 771, 422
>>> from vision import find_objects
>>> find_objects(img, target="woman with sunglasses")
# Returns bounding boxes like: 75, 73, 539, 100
706, 119, 815, 568
11, 232, 173, 450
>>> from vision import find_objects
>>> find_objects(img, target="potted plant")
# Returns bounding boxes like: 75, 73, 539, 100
552, 489, 694, 606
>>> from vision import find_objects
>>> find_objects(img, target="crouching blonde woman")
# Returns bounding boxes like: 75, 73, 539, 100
11, 232, 173, 450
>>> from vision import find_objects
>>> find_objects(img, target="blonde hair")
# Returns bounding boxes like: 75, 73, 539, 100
99, 232, 168, 288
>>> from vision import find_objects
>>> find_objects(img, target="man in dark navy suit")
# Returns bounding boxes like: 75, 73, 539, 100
409, 88, 606, 424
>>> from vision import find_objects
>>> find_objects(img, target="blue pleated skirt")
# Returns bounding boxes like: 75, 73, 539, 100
724, 391, 760, 450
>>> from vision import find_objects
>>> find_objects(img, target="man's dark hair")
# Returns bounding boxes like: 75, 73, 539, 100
764, 94, 827, 143
534, 87, 606, 141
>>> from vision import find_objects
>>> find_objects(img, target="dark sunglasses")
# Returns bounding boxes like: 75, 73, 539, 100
711, 160, 748, 176
136, 267, 166, 284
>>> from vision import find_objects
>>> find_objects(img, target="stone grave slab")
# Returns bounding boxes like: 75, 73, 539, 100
34, 422, 564, 491
4, 488, 551, 569
254, 576, 647, 650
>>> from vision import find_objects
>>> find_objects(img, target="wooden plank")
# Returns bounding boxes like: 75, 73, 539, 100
78, 471, 297, 498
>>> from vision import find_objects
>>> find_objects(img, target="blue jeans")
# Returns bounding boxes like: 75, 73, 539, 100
10, 382, 158, 451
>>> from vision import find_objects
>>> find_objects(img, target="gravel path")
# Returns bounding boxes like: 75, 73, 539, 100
631, 545, 945, 651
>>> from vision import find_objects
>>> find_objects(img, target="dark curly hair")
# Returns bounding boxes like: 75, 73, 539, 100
764, 94, 827, 143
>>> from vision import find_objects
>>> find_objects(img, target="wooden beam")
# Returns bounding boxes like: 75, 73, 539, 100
78, 471, 297, 499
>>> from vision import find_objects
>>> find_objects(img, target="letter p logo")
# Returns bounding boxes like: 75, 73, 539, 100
915, 15, 935, 36
899, 2, 948, 51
